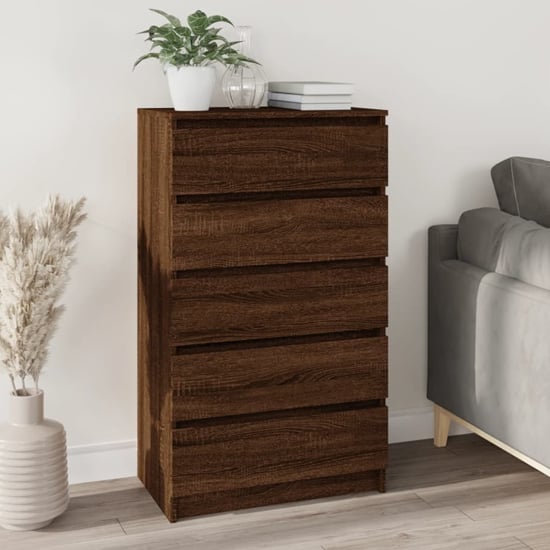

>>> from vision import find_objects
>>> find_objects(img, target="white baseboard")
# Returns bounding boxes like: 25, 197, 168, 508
67, 440, 137, 485
389, 405, 470, 444
66, 407, 471, 484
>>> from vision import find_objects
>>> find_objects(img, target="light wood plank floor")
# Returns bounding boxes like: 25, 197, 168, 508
2, 434, 550, 550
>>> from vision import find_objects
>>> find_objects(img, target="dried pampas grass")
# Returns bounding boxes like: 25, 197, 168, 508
0, 196, 86, 395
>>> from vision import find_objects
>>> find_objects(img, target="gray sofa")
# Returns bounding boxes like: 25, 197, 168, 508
428, 157, 550, 473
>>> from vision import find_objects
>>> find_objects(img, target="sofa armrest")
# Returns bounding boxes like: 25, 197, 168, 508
429, 224, 458, 263
428, 223, 486, 417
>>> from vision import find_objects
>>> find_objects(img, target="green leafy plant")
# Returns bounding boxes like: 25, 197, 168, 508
134, 9, 258, 69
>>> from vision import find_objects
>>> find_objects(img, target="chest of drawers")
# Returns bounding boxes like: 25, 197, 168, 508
138, 107, 388, 521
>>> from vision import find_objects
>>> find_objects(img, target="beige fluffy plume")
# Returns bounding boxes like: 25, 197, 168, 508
0, 196, 86, 395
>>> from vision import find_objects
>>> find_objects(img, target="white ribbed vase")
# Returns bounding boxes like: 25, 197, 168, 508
0, 390, 68, 531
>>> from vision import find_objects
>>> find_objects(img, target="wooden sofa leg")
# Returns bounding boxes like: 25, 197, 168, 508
434, 405, 451, 447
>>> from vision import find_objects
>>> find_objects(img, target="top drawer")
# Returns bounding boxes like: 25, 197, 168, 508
172, 123, 387, 195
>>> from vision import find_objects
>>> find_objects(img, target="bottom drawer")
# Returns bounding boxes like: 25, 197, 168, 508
171, 470, 384, 519
172, 406, 387, 498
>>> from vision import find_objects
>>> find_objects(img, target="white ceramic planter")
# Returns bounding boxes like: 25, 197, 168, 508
165, 65, 216, 111
0, 390, 68, 531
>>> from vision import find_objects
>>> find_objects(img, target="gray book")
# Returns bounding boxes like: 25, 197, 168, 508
268, 100, 352, 111
268, 92, 353, 104
268, 81, 354, 95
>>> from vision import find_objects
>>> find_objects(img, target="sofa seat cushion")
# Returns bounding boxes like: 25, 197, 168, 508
458, 207, 550, 291
491, 157, 550, 227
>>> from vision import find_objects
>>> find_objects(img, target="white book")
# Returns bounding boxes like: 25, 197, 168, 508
268, 81, 354, 95
268, 91, 352, 104
268, 100, 352, 111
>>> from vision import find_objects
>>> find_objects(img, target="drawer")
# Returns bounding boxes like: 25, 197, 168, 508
172, 336, 388, 420
172, 123, 387, 195
171, 406, 387, 496
170, 264, 387, 346
172, 196, 387, 271
171, 470, 382, 519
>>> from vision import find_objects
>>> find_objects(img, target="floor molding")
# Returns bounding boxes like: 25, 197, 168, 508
68, 440, 137, 485
389, 405, 470, 444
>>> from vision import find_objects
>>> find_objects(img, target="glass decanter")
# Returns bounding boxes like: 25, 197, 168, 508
222, 26, 267, 109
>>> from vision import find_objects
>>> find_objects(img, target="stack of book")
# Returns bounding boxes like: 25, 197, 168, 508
267, 81, 353, 111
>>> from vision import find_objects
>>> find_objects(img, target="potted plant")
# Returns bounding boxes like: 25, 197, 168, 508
135, 9, 259, 111
0, 196, 86, 531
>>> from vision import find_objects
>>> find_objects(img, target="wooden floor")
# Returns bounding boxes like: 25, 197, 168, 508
2, 434, 550, 550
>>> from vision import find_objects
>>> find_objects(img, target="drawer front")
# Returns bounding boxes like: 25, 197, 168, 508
172, 406, 387, 496
170, 265, 387, 346
172, 196, 387, 271
172, 124, 387, 195
172, 336, 387, 421
171, 470, 382, 519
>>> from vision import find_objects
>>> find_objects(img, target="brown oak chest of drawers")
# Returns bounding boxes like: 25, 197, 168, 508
138, 107, 388, 521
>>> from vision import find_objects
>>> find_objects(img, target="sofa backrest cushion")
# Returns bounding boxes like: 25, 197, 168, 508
491, 157, 550, 227
458, 207, 550, 291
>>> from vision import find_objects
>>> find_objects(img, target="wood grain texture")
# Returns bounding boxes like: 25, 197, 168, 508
172, 123, 387, 195
170, 264, 387, 346
138, 107, 389, 521
172, 406, 388, 495
171, 470, 383, 519
137, 110, 174, 518
147, 106, 388, 120
172, 336, 387, 420
172, 196, 387, 270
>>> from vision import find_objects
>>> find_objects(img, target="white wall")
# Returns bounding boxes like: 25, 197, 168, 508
1, 0, 550, 482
